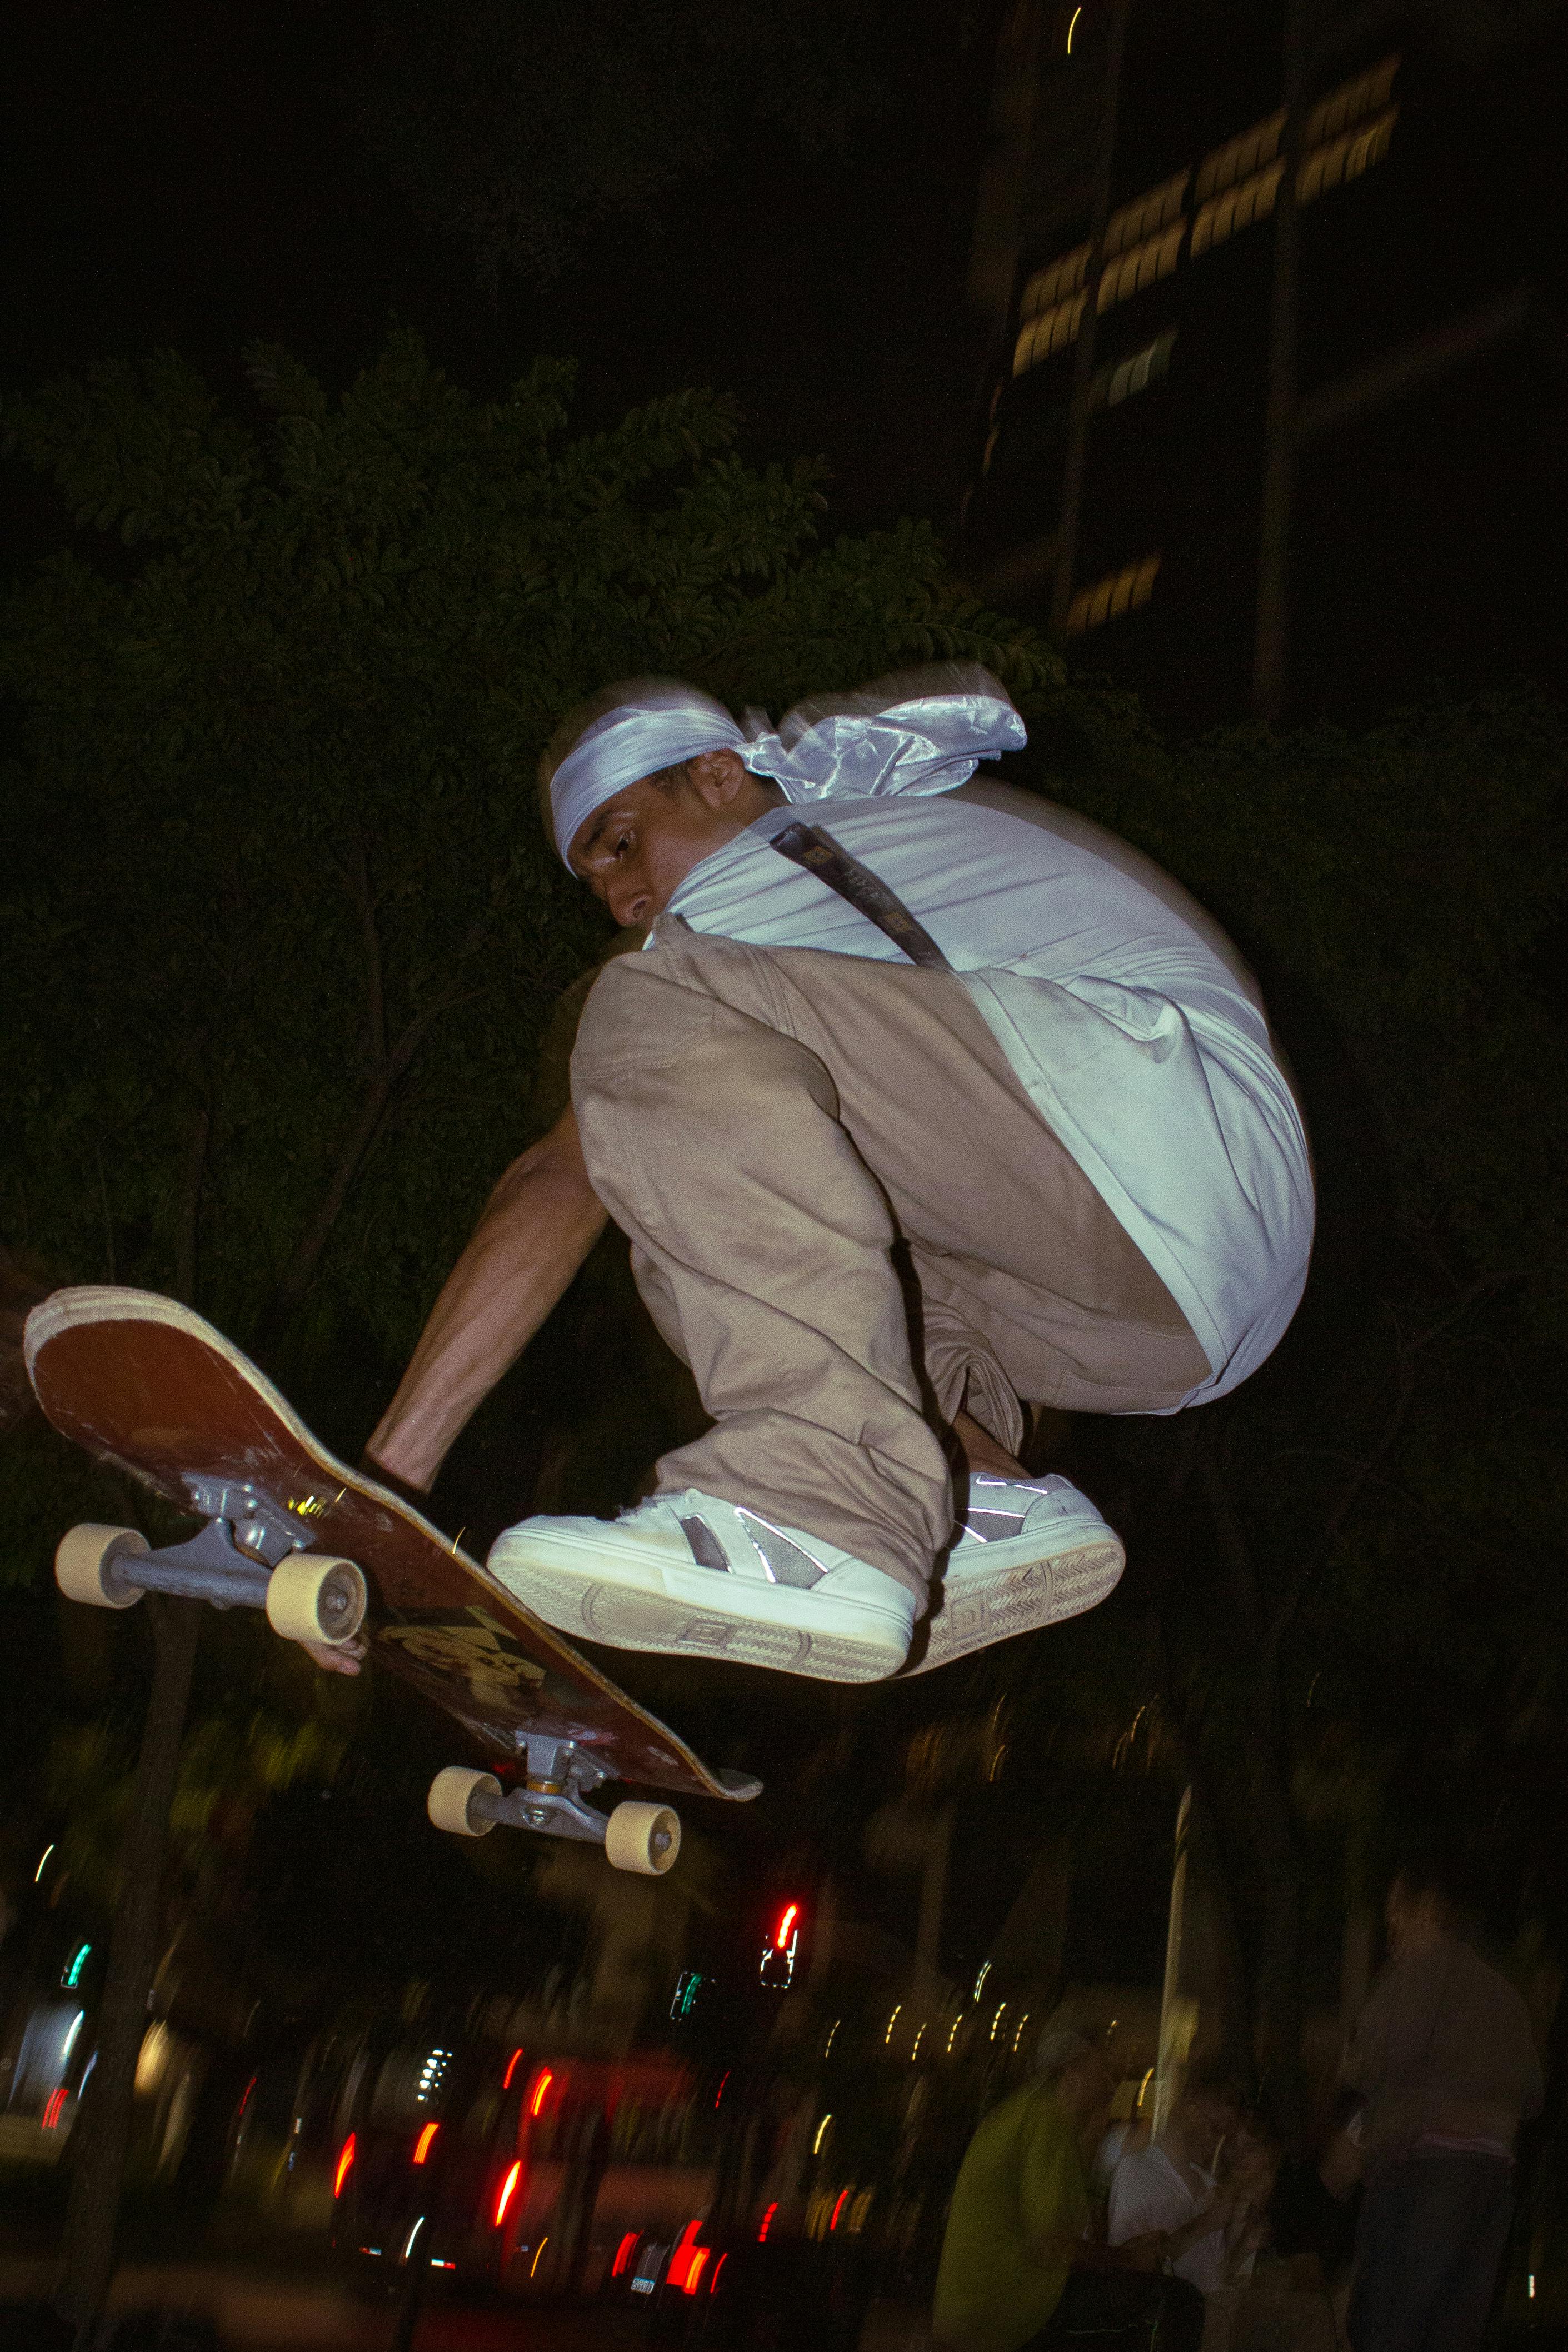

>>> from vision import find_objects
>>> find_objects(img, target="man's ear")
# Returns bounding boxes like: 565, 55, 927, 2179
685, 747, 748, 807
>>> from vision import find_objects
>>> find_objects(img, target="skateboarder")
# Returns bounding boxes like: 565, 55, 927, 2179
357, 667, 1313, 1685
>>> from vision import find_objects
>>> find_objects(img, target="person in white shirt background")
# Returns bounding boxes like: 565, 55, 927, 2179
317, 666, 1314, 1686
1108, 2072, 1274, 2295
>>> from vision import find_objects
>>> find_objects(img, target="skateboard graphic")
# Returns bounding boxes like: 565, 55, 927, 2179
24, 1288, 761, 1875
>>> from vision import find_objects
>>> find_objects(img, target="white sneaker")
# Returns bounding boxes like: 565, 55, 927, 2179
906, 1473, 1125, 1675
488, 1489, 916, 1684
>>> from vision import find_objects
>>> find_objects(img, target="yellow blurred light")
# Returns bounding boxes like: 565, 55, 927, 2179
883, 2004, 902, 2048
813, 2113, 833, 2155
135, 2023, 170, 2095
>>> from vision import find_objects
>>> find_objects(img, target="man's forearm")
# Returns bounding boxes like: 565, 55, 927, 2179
366, 1109, 608, 1492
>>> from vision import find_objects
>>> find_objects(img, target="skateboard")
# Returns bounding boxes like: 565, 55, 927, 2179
24, 1287, 761, 1876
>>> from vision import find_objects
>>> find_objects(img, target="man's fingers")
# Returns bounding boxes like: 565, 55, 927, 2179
301, 1636, 367, 1677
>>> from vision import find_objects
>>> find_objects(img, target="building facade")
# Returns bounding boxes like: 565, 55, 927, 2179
961, 0, 1565, 729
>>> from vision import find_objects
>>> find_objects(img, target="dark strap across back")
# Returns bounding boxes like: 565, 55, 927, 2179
769, 820, 953, 973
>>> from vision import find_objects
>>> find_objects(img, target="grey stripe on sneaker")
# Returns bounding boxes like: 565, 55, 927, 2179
678, 1515, 730, 1571
964, 1509, 1030, 1541
738, 1513, 826, 1589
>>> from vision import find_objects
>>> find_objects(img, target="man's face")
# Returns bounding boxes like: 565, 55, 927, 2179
566, 749, 768, 928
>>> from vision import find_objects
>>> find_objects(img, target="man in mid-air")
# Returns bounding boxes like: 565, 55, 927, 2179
350, 666, 1312, 1684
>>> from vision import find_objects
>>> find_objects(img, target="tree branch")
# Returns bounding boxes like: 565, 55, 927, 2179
347, 836, 388, 1073
257, 907, 497, 1347
1260, 1274, 1520, 1659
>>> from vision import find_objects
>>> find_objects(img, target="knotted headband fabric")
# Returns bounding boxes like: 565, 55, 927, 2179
547, 663, 1028, 865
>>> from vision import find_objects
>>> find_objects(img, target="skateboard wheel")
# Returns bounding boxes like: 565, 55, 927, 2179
605, 1801, 681, 1877
55, 1524, 148, 1610
264, 1555, 368, 1646
427, 1765, 502, 1837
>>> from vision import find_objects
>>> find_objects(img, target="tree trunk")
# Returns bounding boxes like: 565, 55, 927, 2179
54, 1596, 201, 2343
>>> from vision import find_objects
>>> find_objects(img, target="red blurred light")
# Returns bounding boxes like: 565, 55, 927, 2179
527, 2067, 553, 2119
412, 2121, 439, 2165
710, 2252, 729, 2295
713, 2069, 730, 2109
830, 2189, 850, 2233
757, 2202, 778, 2243
333, 2134, 357, 2198
493, 2160, 522, 2227
41, 2089, 67, 2131
502, 2048, 524, 2090
666, 2220, 705, 2294
611, 2231, 638, 2279
238, 2074, 257, 2117
684, 2249, 711, 2296
775, 1903, 799, 1950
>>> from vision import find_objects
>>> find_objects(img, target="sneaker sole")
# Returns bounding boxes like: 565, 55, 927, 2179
488, 1535, 911, 1685
905, 1531, 1125, 1675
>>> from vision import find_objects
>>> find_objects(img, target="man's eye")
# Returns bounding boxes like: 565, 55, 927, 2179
613, 831, 633, 858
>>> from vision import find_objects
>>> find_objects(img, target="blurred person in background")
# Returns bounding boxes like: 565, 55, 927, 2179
1107, 2067, 1263, 2294
933, 2029, 1205, 2351
1344, 1856, 1543, 2352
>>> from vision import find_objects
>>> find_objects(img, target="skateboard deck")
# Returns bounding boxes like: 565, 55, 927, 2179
25, 1289, 761, 1853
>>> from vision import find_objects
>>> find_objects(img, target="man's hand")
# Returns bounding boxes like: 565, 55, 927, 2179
298, 1109, 607, 1680
302, 1635, 367, 1677
1112, 2231, 1171, 2273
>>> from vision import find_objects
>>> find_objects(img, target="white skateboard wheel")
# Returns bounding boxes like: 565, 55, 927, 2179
605, 1801, 681, 1876
427, 1765, 501, 1837
264, 1555, 368, 1646
55, 1524, 148, 1610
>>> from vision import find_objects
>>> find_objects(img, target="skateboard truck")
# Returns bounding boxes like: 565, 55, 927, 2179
52, 1481, 368, 1650
425, 1741, 683, 1877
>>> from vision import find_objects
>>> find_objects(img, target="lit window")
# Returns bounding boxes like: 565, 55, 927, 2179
1020, 244, 1092, 324
1191, 160, 1284, 257
1297, 107, 1397, 203
1195, 111, 1285, 204
1193, 58, 1397, 237
1102, 171, 1189, 262
1066, 553, 1161, 634
1303, 54, 1399, 149
1013, 289, 1087, 376
1097, 220, 1185, 311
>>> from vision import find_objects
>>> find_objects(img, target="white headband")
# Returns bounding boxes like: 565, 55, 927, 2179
548, 666, 1027, 865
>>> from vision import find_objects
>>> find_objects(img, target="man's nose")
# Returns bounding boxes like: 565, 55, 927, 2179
607, 878, 652, 927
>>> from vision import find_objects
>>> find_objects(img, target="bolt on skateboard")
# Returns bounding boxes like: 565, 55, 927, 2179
25, 1287, 761, 1875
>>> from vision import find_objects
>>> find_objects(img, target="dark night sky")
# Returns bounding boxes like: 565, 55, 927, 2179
6, 2, 996, 551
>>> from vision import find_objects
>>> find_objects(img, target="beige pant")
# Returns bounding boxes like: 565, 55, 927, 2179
571, 928, 1210, 1601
